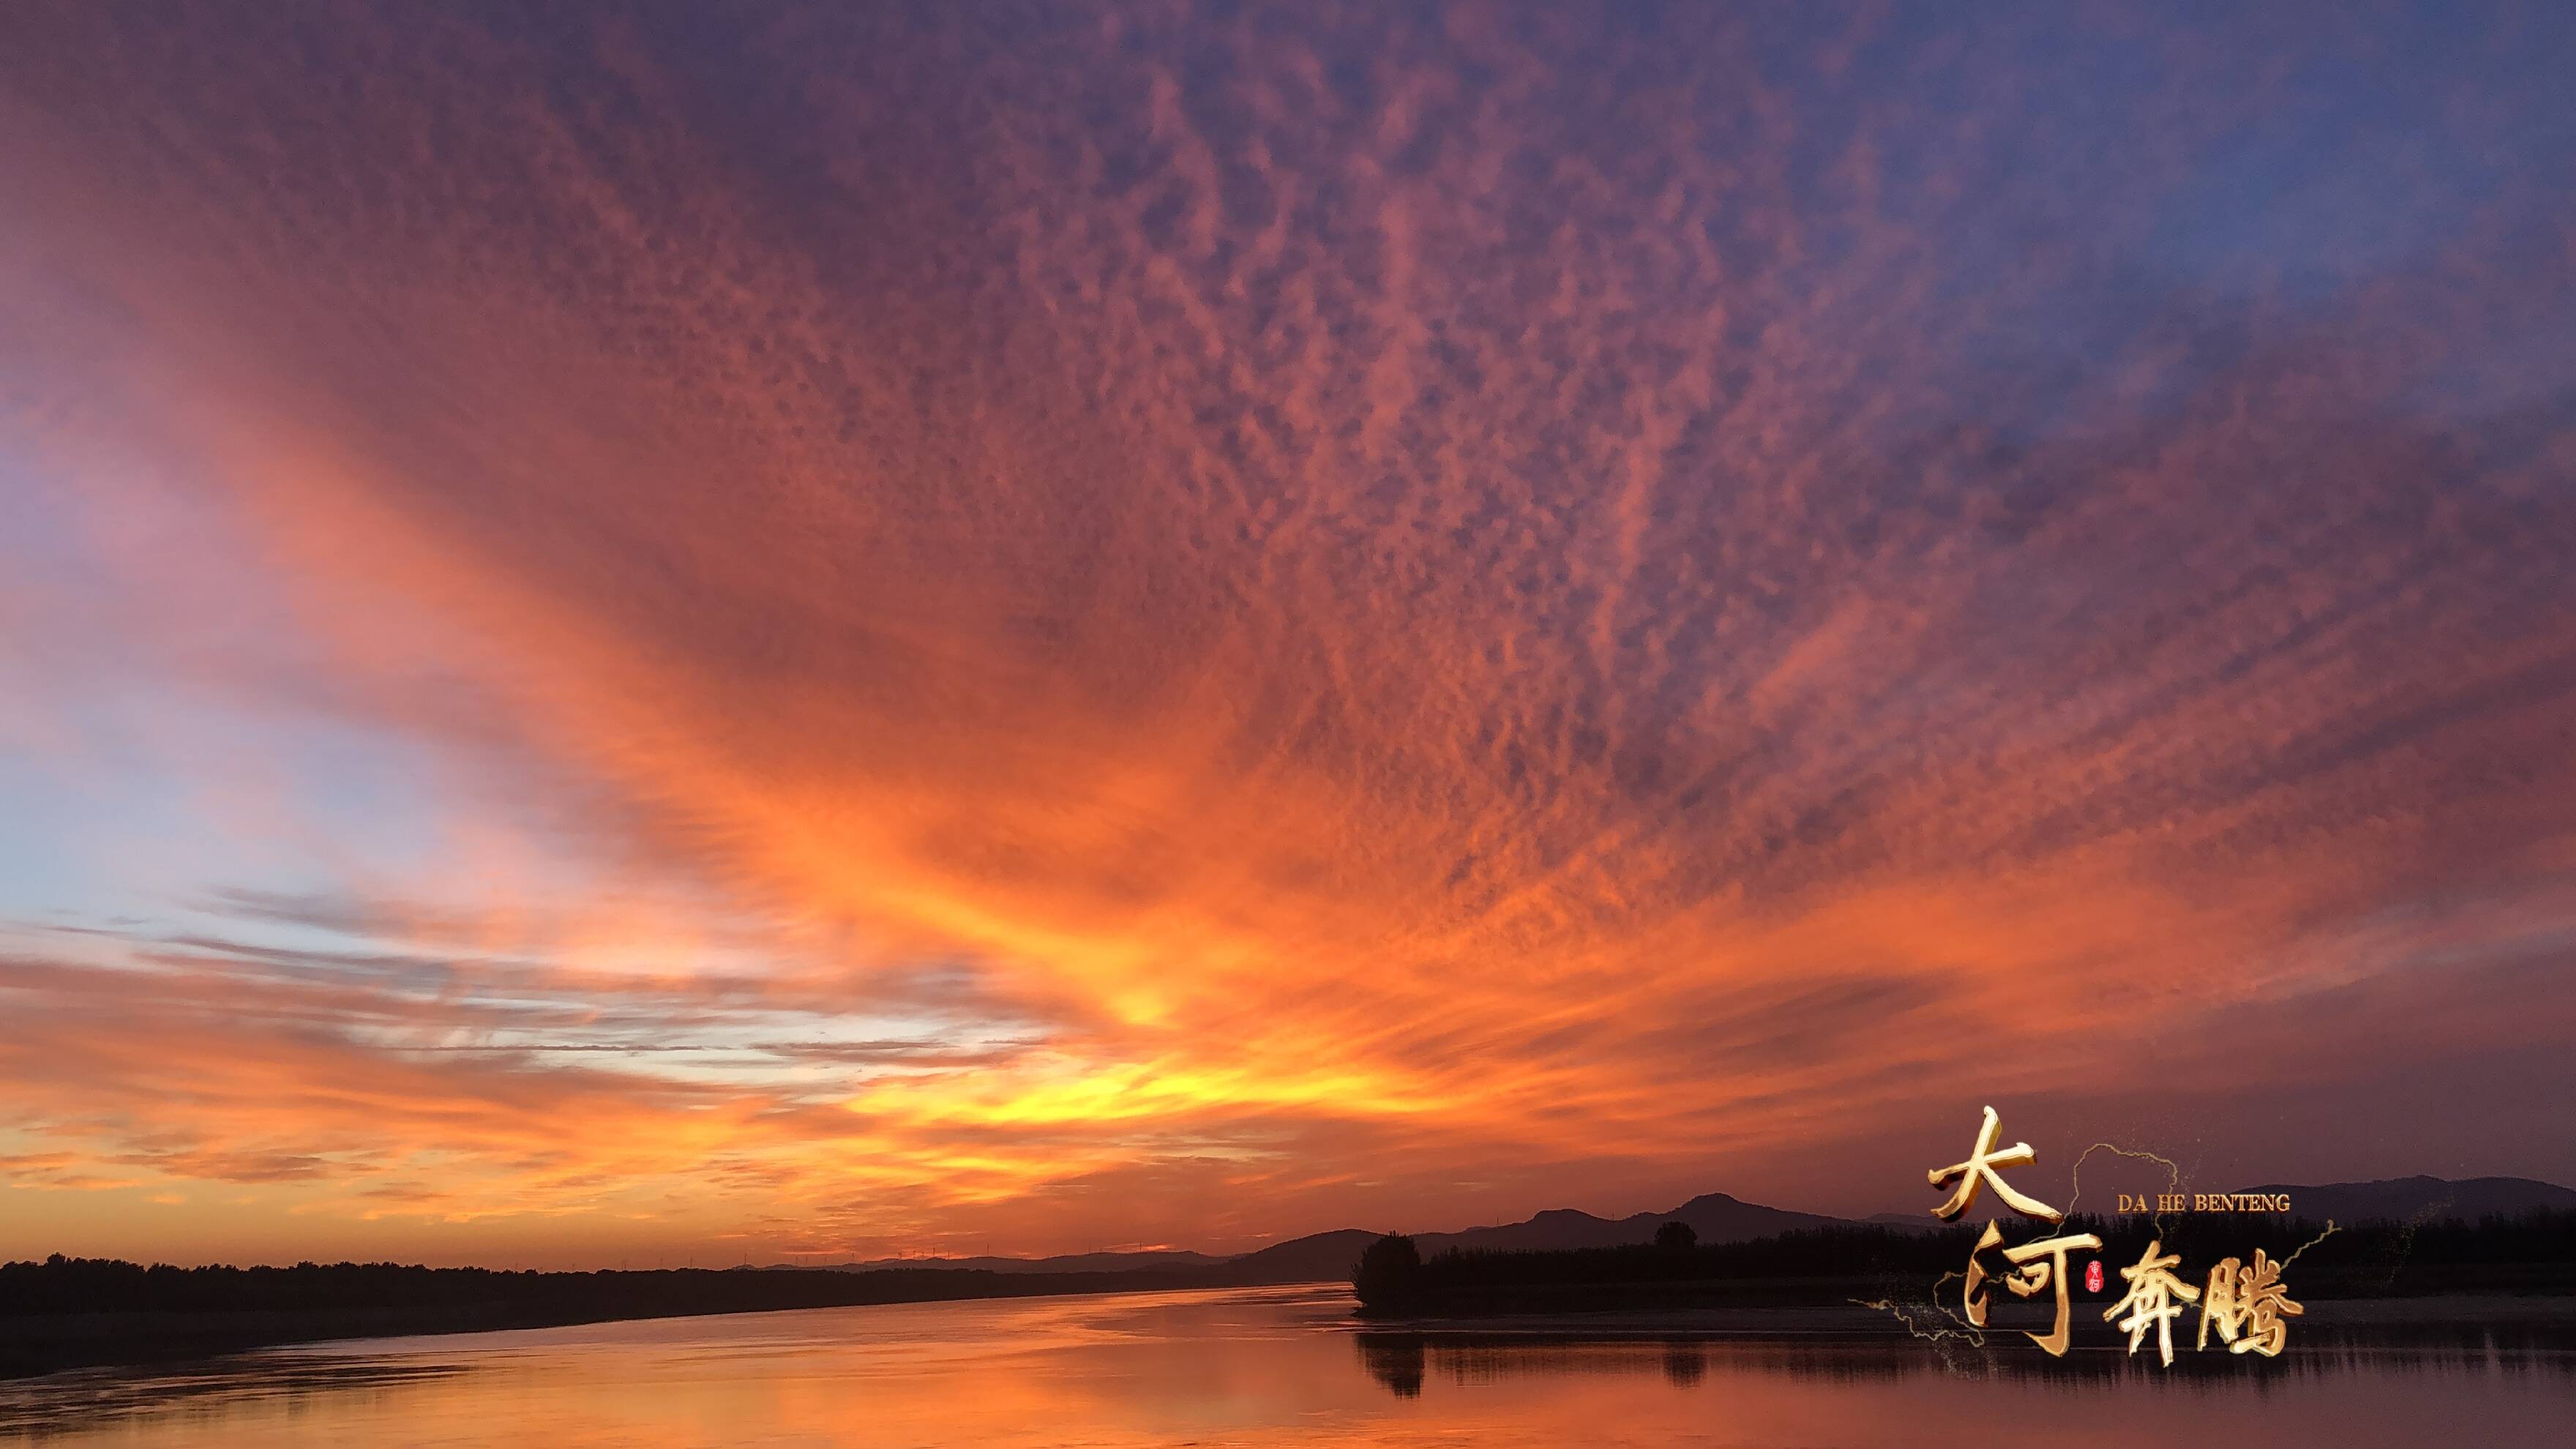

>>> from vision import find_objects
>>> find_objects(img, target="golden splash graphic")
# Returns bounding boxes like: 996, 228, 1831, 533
2278, 1221, 2341, 1271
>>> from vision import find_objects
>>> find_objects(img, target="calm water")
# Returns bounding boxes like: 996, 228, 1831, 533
4, 1285, 2571, 1446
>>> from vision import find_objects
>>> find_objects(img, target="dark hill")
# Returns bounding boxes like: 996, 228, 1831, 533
2235, 1175, 2576, 1223
776, 1176, 2575, 1284
1216, 1229, 1382, 1284
1415, 1191, 1844, 1254
804, 1250, 1222, 1275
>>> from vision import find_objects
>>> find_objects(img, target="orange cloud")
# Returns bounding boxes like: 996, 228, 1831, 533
2, 3, 2573, 1265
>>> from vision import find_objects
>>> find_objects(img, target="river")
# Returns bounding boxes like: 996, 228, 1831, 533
4, 1284, 2569, 1445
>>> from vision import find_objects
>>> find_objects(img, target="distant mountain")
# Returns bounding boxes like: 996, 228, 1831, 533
2234, 1175, 2576, 1224
778, 1197, 1850, 1284
1415, 1191, 1845, 1255
793, 1235, 1374, 1285
1860, 1177, 2576, 1229
805, 1250, 1223, 1276
774, 1175, 2575, 1285
1214, 1229, 1382, 1284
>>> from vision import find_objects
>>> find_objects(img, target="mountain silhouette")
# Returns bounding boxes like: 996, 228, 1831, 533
787, 1176, 2573, 1284
803, 1249, 1224, 1276
16, 1176, 2569, 1377
2231, 1175, 2576, 1223
1412, 1192, 1843, 1254
1213, 1229, 1384, 1283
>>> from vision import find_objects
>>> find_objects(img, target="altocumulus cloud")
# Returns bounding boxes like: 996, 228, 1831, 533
0, 1, 2572, 1262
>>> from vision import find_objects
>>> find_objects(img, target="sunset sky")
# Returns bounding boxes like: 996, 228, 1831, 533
3, 3, 2573, 1270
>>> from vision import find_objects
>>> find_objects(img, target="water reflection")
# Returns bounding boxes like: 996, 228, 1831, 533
2, 1287, 2571, 1447
1358, 1334, 1723, 1396
0, 1359, 469, 1442
1353, 1322, 2576, 1401
1357, 1334, 1424, 1398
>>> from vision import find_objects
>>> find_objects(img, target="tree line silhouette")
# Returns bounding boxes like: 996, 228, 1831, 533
1351, 1207, 2576, 1314
0, 1256, 1243, 1378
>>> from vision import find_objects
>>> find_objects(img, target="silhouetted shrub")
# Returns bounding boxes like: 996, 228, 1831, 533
1351, 1233, 1425, 1311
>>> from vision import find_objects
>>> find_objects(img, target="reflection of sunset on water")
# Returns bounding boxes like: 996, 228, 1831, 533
6, 1288, 2569, 1447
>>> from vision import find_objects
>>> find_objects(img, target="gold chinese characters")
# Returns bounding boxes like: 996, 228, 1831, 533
2198, 1248, 2303, 1356
1926, 1109, 2307, 1364
1934, 1106, 2100, 1357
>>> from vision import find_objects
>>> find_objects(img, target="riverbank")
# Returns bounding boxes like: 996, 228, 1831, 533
1355, 1292, 2576, 1338
0, 1261, 1327, 1379
1357, 1262, 2576, 1319
1347, 1211, 2576, 1319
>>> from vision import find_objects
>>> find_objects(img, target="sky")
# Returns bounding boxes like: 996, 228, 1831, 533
2, 2, 2573, 1270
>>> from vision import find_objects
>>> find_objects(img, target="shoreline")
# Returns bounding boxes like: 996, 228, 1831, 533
16, 1280, 2576, 1385
0, 1270, 1338, 1382
1358, 1292, 2576, 1336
